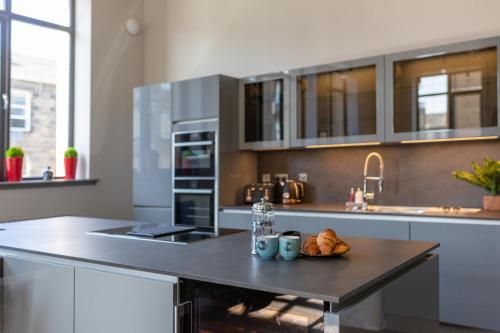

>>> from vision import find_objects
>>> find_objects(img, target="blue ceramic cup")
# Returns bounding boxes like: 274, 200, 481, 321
257, 235, 279, 259
279, 235, 301, 261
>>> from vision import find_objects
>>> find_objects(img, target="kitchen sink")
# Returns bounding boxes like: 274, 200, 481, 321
360, 205, 481, 215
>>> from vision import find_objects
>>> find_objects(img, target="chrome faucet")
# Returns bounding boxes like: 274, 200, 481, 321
362, 152, 384, 210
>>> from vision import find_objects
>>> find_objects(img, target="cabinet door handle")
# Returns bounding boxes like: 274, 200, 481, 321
174, 140, 213, 147
174, 189, 214, 195
174, 300, 192, 333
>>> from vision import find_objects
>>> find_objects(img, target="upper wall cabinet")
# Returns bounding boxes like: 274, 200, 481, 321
290, 57, 385, 147
239, 73, 289, 150
385, 37, 500, 142
173, 75, 220, 122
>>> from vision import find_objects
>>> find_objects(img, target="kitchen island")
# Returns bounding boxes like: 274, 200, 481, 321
0, 216, 439, 333
220, 204, 500, 331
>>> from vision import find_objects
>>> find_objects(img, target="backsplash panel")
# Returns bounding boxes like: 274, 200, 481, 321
257, 141, 500, 208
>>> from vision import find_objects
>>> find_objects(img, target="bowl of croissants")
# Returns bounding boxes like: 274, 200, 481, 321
301, 228, 351, 258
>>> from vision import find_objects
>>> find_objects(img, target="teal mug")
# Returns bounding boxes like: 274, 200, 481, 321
279, 235, 301, 261
257, 235, 279, 259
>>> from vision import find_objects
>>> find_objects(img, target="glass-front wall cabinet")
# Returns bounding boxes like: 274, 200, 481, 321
290, 57, 385, 147
386, 37, 500, 141
239, 73, 289, 150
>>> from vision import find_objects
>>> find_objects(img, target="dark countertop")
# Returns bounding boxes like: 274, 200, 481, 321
221, 203, 500, 221
0, 216, 438, 305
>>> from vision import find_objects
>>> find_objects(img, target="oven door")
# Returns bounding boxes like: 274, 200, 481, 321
174, 188, 214, 230
174, 131, 215, 178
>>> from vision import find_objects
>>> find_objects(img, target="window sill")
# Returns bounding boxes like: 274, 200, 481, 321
0, 178, 99, 189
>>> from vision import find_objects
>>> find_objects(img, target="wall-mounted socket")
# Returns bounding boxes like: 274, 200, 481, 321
262, 173, 271, 183
299, 173, 308, 182
274, 173, 288, 181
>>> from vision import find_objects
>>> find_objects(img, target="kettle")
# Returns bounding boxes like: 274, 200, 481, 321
281, 179, 304, 204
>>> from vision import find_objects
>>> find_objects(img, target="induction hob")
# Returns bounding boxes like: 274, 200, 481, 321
87, 224, 239, 244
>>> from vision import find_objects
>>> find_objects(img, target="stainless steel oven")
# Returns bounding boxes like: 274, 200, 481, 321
174, 131, 216, 178
172, 129, 218, 235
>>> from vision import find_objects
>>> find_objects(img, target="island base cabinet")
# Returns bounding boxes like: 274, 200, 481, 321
75, 268, 176, 333
410, 222, 500, 331
3, 257, 75, 333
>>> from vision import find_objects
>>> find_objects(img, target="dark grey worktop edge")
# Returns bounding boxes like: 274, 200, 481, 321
0, 240, 439, 305
0, 244, 341, 302
0, 178, 99, 189
220, 204, 500, 221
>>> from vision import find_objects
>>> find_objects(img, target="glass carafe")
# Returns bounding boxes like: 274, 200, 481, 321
251, 199, 275, 254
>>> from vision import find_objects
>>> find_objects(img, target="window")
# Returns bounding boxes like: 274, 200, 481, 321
0, 0, 74, 179
417, 70, 485, 131
417, 74, 449, 130
10, 89, 31, 132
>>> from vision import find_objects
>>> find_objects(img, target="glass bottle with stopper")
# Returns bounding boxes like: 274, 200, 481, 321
251, 198, 275, 254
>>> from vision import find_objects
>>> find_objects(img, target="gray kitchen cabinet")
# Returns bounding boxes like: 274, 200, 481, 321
3, 256, 75, 333
239, 73, 290, 150
410, 221, 500, 331
75, 268, 175, 333
133, 83, 173, 207
275, 214, 409, 240
173, 75, 219, 121
134, 206, 172, 225
290, 56, 385, 148
219, 210, 251, 230
219, 210, 409, 240
385, 36, 500, 142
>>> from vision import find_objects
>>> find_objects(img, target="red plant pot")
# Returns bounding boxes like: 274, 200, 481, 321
64, 157, 77, 179
5, 157, 23, 181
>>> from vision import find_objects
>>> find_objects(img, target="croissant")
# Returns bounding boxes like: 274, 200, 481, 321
303, 236, 320, 256
332, 240, 351, 256
317, 229, 338, 255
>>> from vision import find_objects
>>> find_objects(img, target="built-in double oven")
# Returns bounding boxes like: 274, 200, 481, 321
172, 126, 218, 235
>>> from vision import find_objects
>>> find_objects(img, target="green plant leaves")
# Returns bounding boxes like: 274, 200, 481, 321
64, 147, 78, 158
453, 157, 500, 196
5, 146, 24, 158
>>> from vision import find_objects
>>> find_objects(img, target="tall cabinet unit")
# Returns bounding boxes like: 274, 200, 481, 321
385, 37, 500, 142
239, 73, 290, 150
133, 83, 173, 224
290, 56, 385, 147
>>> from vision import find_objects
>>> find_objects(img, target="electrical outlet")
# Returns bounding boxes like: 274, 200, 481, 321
262, 173, 271, 183
299, 173, 308, 182
274, 173, 288, 181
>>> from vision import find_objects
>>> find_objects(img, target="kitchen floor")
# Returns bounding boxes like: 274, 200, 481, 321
441, 324, 499, 333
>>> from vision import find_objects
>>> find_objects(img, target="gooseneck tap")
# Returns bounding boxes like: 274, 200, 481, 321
362, 152, 384, 210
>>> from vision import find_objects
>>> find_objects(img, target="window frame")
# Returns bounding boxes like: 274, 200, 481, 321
0, 0, 75, 180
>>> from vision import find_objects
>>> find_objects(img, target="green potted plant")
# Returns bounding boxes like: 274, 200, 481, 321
64, 147, 78, 179
5, 147, 24, 181
453, 157, 500, 211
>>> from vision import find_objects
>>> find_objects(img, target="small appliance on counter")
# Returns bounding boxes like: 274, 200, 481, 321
244, 177, 305, 204
244, 183, 277, 204
281, 179, 304, 204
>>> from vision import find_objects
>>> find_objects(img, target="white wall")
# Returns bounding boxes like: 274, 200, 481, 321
0, 0, 143, 222
144, 0, 500, 83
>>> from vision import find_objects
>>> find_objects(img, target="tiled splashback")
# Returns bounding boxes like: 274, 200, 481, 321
257, 141, 500, 208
